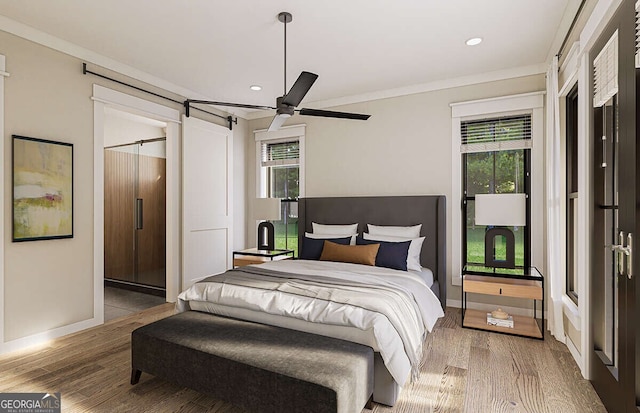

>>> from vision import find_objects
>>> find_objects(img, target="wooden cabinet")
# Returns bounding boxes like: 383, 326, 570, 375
461, 267, 544, 339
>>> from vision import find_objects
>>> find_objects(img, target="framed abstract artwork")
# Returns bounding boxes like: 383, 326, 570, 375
12, 135, 74, 241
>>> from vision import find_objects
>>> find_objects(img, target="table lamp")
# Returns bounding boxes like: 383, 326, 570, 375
254, 198, 281, 250
474, 193, 526, 268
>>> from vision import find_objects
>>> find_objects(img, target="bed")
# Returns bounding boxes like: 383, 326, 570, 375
177, 195, 447, 407
297, 195, 446, 304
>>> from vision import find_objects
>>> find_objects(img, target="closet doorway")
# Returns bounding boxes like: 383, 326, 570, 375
103, 107, 167, 304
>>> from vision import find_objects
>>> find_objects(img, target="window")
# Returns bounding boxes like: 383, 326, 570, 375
255, 125, 305, 255
566, 84, 579, 303
450, 92, 544, 286
260, 139, 300, 254
261, 139, 300, 199
461, 114, 531, 273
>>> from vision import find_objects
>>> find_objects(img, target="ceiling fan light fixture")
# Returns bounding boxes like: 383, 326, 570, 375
185, 11, 370, 131
268, 113, 290, 132
275, 96, 295, 117
466, 37, 483, 46
276, 108, 294, 117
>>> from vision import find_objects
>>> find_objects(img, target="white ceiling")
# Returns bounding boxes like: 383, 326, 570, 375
0, 0, 574, 117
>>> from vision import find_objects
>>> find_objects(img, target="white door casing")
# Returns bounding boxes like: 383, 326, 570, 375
182, 115, 233, 290
93, 85, 181, 312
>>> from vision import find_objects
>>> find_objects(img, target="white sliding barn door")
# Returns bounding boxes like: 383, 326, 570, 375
182, 116, 233, 290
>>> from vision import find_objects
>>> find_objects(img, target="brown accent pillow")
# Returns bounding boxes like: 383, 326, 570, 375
319, 241, 380, 266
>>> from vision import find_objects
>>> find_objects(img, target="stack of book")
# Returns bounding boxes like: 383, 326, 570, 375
486, 313, 514, 328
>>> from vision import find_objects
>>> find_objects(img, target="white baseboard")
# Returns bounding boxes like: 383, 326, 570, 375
565, 336, 585, 376
0, 317, 101, 356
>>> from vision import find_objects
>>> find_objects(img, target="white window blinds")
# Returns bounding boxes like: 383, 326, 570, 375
460, 114, 532, 154
593, 30, 618, 107
260, 139, 299, 167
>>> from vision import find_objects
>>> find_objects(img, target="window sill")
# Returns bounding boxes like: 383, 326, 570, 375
562, 294, 580, 330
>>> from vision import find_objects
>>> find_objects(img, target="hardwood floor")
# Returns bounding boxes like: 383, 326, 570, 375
0, 306, 606, 412
104, 287, 166, 322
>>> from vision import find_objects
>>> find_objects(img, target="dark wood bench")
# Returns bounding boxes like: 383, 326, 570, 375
131, 311, 374, 413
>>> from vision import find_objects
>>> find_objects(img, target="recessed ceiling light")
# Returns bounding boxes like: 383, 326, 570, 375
466, 37, 483, 46
250, 85, 262, 91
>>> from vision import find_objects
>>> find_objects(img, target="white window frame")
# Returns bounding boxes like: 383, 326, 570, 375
254, 124, 306, 198
558, 41, 581, 305
450, 92, 545, 287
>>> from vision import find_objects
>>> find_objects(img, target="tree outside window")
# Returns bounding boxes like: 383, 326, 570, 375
461, 115, 531, 273
262, 140, 300, 254
465, 150, 527, 270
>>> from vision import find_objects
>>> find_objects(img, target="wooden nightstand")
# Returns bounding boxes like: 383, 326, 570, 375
233, 248, 294, 268
461, 266, 544, 339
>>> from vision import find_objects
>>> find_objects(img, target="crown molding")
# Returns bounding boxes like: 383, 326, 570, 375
0, 15, 249, 118
244, 63, 547, 120
1, 14, 546, 122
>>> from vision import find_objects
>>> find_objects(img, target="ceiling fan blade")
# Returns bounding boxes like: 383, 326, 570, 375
298, 108, 371, 120
281, 71, 318, 107
267, 114, 291, 132
188, 99, 276, 111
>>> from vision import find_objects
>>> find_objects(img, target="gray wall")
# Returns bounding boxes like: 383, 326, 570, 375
1, 25, 544, 343
1, 30, 247, 343
248, 74, 545, 303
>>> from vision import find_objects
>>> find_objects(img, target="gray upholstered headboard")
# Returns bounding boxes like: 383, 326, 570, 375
298, 195, 446, 308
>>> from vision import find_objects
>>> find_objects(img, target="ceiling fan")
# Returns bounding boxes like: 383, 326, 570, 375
188, 12, 371, 131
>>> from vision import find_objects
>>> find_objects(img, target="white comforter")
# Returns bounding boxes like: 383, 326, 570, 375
177, 259, 444, 385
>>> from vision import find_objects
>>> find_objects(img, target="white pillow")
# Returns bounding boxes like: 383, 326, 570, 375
305, 232, 357, 245
362, 233, 425, 271
367, 223, 422, 239
312, 222, 359, 235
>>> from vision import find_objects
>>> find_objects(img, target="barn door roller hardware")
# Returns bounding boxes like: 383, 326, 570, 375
184, 100, 237, 130
83, 63, 237, 130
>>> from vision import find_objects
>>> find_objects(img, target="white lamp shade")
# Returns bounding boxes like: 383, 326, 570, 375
254, 198, 281, 221
475, 193, 526, 226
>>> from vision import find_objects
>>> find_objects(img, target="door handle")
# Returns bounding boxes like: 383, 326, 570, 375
611, 231, 633, 279
611, 244, 626, 275
135, 198, 143, 230
601, 135, 607, 168
626, 233, 632, 279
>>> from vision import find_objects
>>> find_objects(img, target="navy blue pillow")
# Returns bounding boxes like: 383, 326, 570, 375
356, 236, 411, 271
300, 236, 352, 260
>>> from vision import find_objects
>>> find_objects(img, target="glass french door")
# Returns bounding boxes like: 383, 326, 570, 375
590, 1, 637, 411
592, 93, 625, 410
104, 139, 166, 290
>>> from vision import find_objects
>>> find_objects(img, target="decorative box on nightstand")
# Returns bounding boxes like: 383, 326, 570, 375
461, 265, 544, 340
232, 248, 294, 268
